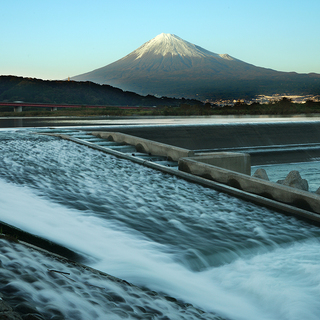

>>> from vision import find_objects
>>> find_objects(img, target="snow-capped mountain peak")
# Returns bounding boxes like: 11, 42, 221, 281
72, 33, 313, 101
133, 33, 219, 59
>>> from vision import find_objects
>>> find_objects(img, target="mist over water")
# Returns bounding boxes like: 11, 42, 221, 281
1, 130, 320, 319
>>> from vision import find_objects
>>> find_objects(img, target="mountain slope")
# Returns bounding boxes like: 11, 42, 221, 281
72, 33, 320, 100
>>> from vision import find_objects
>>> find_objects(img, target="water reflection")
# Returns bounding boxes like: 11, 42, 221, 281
13, 118, 23, 127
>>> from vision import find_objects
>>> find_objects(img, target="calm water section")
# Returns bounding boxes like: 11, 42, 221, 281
2, 114, 320, 128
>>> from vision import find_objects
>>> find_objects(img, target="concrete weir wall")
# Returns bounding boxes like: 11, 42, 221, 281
88, 122, 320, 165
193, 152, 251, 175
90, 131, 320, 216
179, 156, 320, 214
92, 131, 194, 161
43, 132, 320, 224
89, 122, 320, 151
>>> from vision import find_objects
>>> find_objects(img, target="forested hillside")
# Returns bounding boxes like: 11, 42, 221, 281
0, 76, 201, 106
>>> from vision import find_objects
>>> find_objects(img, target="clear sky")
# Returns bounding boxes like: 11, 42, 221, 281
1, 0, 320, 80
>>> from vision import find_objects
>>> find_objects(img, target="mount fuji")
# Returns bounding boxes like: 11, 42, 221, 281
72, 33, 320, 100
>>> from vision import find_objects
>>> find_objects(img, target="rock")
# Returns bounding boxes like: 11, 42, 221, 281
315, 187, 320, 195
277, 170, 308, 191
0, 312, 23, 320
0, 298, 23, 320
0, 298, 13, 313
22, 313, 46, 320
252, 168, 269, 181
0, 298, 45, 320
15, 303, 38, 315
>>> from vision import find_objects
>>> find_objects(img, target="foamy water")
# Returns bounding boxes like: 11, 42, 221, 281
1, 129, 320, 320
1, 238, 220, 320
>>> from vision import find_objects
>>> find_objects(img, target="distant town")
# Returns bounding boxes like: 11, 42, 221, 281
211, 94, 320, 107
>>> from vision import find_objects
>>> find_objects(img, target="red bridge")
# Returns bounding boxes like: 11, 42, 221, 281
0, 102, 147, 112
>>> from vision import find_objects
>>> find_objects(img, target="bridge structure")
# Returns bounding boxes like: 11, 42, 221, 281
0, 102, 145, 112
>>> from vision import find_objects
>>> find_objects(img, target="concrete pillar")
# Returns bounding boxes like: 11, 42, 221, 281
14, 106, 22, 112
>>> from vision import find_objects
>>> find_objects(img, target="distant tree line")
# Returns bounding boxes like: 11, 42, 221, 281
0, 76, 202, 107
152, 98, 320, 116
1, 76, 320, 116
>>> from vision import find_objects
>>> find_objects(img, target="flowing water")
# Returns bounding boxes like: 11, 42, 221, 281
1, 128, 320, 319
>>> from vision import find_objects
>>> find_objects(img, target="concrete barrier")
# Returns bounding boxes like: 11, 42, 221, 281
41, 133, 320, 224
192, 152, 251, 175
91, 131, 194, 161
179, 157, 320, 214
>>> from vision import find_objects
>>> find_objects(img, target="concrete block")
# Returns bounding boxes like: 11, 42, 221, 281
179, 157, 320, 214
193, 152, 251, 175
252, 168, 269, 181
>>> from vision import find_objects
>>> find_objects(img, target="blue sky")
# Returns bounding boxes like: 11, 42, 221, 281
1, 0, 320, 80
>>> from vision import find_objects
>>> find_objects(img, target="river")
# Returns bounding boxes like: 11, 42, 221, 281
1, 119, 320, 319
2, 114, 320, 128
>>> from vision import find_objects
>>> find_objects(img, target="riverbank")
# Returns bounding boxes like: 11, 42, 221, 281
0, 97, 320, 118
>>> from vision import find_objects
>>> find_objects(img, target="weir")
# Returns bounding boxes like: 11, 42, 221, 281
89, 130, 320, 222
34, 128, 320, 224
1, 124, 320, 320
88, 121, 320, 164
92, 131, 194, 161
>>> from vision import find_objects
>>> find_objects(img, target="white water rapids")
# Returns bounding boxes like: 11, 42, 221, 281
1, 129, 320, 320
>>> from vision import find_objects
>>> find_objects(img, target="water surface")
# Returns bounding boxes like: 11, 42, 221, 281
1, 129, 320, 320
